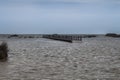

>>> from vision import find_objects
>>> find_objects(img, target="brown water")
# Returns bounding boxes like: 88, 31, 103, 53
0, 37, 120, 80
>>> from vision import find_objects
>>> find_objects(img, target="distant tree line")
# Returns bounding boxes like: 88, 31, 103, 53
105, 33, 120, 37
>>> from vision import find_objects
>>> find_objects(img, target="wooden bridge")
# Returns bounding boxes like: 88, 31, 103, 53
43, 34, 82, 43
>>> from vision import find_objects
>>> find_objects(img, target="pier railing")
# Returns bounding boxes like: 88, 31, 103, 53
43, 34, 82, 43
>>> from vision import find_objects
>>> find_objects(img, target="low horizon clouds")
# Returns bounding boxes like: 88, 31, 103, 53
3, 0, 120, 4
0, 0, 120, 34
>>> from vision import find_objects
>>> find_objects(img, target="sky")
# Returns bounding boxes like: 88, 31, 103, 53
0, 0, 120, 34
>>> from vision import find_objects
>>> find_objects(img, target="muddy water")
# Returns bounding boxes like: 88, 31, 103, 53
0, 38, 120, 80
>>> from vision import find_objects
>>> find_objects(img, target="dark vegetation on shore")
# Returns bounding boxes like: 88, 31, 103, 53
2, 33, 120, 39
105, 33, 120, 38
8, 34, 37, 38
7, 34, 97, 39
0, 42, 8, 61
4, 33, 120, 39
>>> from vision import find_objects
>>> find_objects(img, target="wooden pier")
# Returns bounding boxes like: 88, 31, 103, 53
43, 34, 82, 43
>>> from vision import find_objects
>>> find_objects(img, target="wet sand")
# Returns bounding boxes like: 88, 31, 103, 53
0, 37, 120, 80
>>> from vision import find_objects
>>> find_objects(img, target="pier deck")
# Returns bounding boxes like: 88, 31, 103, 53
43, 34, 82, 43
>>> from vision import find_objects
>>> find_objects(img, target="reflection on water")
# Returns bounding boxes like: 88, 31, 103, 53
0, 38, 120, 80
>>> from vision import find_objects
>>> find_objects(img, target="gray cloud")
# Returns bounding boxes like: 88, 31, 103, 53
1, 0, 120, 4
0, 0, 120, 34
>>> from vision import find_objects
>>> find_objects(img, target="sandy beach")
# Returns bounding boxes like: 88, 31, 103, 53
0, 37, 120, 80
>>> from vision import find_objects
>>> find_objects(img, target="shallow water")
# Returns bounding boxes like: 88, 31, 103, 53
0, 37, 120, 80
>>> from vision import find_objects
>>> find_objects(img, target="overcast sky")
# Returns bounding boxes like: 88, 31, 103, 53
0, 0, 120, 34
